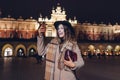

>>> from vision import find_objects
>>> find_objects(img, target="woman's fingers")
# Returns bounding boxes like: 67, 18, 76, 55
64, 59, 75, 68
68, 56, 72, 61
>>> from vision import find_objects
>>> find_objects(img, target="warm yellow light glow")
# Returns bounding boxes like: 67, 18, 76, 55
114, 30, 120, 33
38, 3, 77, 37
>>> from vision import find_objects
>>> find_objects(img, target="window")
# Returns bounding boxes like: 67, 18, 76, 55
47, 30, 52, 37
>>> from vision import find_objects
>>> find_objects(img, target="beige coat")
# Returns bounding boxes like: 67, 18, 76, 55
37, 36, 84, 80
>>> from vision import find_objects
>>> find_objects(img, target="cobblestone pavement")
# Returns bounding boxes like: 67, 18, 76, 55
0, 56, 120, 80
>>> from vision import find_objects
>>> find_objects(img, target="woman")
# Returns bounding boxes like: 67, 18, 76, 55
38, 21, 84, 80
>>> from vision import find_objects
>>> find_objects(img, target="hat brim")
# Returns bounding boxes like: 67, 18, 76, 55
54, 21, 64, 29
54, 21, 73, 29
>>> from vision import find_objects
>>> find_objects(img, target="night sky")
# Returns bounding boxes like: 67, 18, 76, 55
0, 0, 120, 24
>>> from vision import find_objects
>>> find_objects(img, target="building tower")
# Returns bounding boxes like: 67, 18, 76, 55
38, 3, 77, 37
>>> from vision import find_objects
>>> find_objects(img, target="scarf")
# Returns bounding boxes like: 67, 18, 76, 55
44, 38, 74, 80
44, 38, 59, 80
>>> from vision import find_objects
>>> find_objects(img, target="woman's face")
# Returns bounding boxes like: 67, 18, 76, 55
57, 24, 65, 38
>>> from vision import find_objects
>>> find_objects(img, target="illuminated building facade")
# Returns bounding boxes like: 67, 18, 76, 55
38, 3, 77, 37
0, 16, 38, 39
0, 3, 120, 57
76, 22, 120, 41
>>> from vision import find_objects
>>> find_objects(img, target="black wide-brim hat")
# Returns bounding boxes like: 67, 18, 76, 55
54, 21, 75, 33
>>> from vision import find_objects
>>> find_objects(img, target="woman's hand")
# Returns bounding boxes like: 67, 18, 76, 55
38, 26, 46, 33
64, 56, 75, 68
38, 24, 46, 37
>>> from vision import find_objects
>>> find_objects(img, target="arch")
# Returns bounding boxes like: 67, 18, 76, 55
87, 45, 95, 55
106, 45, 113, 51
98, 45, 105, 50
27, 45, 37, 56
14, 44, 26, 56
79, 44, 87, 55
2, 44, 14, 57
106, 45, 113, 55
98, 44, 105, 53
114, 45, 120, 55
88, 45, 95, 52
17, 48, 25, 57
114, 45, 120, 51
